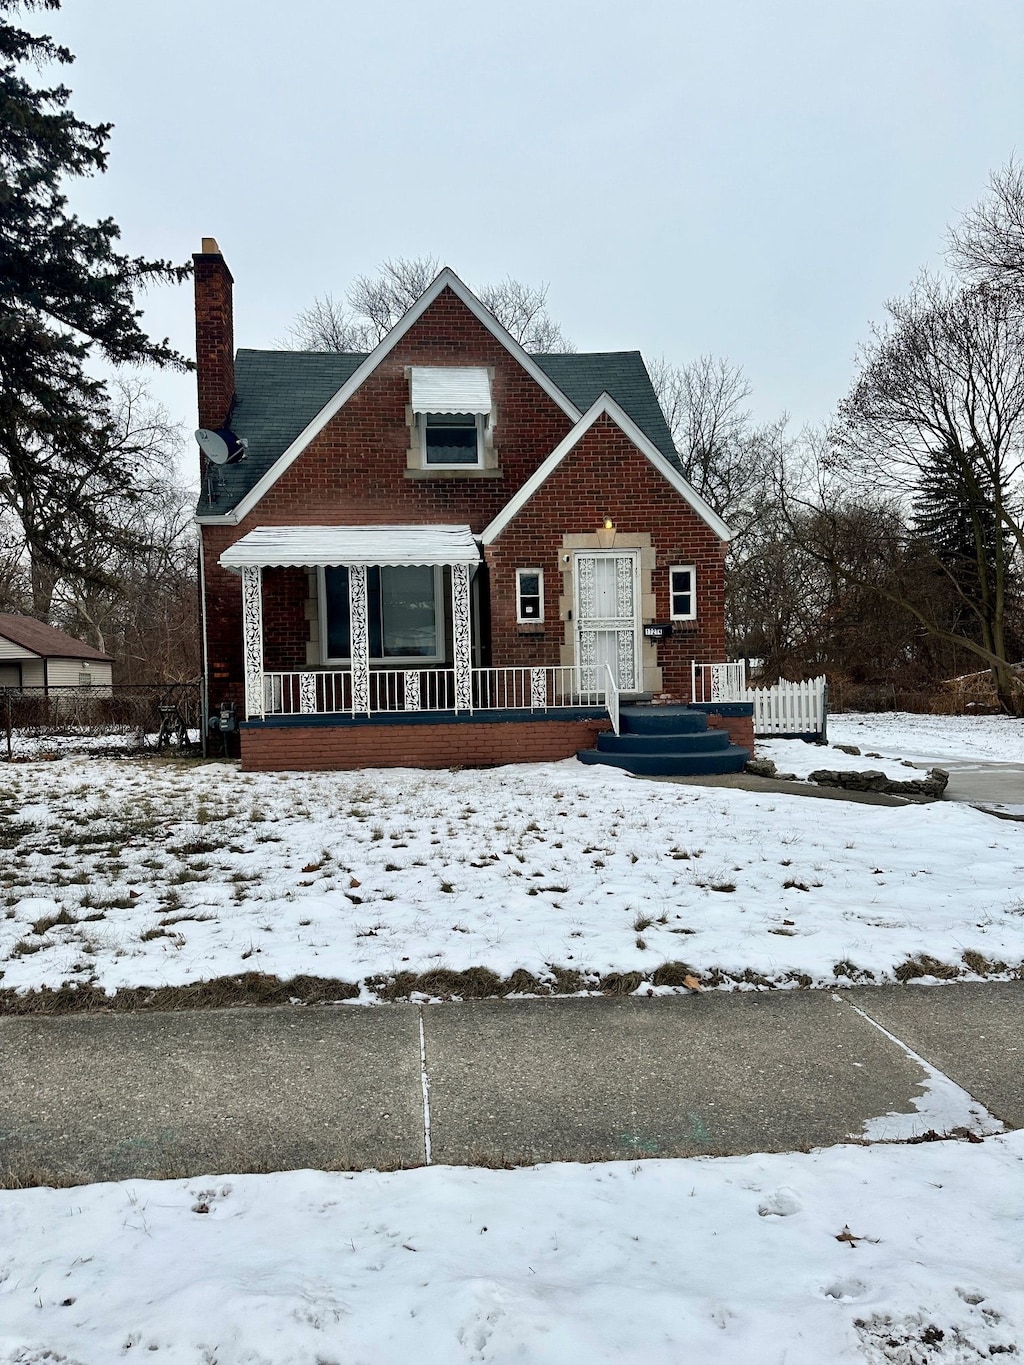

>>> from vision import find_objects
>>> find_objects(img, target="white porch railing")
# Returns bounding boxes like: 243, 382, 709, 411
261, 664, 621, 734
691, 660, 748, 703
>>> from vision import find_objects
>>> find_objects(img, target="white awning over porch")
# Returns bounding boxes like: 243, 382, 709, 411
219, 524, 481, 571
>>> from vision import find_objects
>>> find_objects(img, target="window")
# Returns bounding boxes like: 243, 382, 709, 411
409, 367, 492, 470
669, 565, 696, 620
321, 565, 444, 662
78, 671, 93, 686
421, 413, 483, 467
516, 568, 544, 623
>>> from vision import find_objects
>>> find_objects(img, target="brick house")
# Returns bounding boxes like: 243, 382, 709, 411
194, 240, 753, 772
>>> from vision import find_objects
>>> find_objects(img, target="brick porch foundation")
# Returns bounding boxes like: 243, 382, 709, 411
241, 713, 611, 772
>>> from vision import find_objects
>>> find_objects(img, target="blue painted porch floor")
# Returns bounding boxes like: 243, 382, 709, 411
577, 704, 749, 776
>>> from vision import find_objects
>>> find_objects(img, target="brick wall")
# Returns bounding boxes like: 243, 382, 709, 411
194, 248, 234, 433
241, 716, 611, 772
705, 711, 755, 752
200, 290, 728, 712
201, 287, 576, 700
484, 412, 728, 698
261, 567, 309, 671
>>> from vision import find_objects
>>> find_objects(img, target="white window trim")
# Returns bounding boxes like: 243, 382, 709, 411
669, 564, 697, 621
515, 567, 545, 624
318, 564, 448, 665
418, 412, 486, 470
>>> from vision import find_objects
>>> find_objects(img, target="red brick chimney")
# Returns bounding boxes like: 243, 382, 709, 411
193, 237, 235, 432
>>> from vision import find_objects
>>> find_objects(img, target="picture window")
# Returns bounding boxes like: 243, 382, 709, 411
321, 565, 445, 663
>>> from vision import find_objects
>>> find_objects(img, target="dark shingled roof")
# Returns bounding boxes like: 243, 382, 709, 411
533, 351, 679, 465
196, 348, 679, 516
0, 614, 113, 661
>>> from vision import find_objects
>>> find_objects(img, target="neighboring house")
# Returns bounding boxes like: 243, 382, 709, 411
0, 615, 114, 692
195, 239, 752, 772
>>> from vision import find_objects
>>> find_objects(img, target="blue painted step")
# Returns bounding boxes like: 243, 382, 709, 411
577, 704, 749, 776
618, 705, 707, 734
577, 746, 750, 776
597, 729, 731, 754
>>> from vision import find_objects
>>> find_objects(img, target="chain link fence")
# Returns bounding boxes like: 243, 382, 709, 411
1, 683, 203, 760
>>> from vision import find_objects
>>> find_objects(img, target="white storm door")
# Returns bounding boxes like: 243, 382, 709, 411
574, 551, 641, 693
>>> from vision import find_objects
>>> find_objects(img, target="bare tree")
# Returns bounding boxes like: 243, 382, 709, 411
648, 354, 786, 535
348, 256, 441, 342
56, 477, 199, 682
477, 277, 574, 352
283, 294, 377, 353
0, 375, 181, 620
758, 431, 984, 696
949, 159, 1024, 287
830, 273, 1024, 711
286, 256, 573, 353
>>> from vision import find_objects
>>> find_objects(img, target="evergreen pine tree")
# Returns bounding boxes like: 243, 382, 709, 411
0, 0, 189, 612
913, 441, 1010, 644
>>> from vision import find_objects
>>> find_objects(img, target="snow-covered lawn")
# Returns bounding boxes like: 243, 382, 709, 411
1, 1136, 1021, 1364
2, 713, 1024, 996
761, 710, 1024, 782
827, 710, 1024, 764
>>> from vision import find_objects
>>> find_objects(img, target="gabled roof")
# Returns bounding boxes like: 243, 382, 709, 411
197, 267, 582, 524
196, 267, 683, 521
196, 347, 679, 519
0, 614, 113, 661
198, 350, 365, 518
534, 352, 679, 466
481, 395, 733, 545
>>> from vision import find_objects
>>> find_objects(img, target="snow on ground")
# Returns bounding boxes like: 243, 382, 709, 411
826, 710, 1024, 765
759, 738, 930, 783
1, 1137, 1021, 1364
5, 730, 198, 759
761, 711, 1024, 781
2, 715, 1024, 995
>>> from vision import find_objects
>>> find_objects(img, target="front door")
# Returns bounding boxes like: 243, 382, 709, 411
573, 551, 641, 693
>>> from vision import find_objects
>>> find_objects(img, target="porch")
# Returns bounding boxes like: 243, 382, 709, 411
218, 524, 752, 770
220, 524, 628, 731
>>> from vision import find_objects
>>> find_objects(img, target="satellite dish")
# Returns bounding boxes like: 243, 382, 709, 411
196, 428, 247, 465
196, 429, 229, 464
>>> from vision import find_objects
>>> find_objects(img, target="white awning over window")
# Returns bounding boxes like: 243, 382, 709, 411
410, 366, 491, 414
219, 525, 481, 572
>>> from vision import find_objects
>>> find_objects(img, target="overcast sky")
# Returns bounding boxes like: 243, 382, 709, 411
42, 0, 1024, 458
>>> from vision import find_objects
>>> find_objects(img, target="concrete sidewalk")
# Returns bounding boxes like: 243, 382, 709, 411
0, 983, 1019, 1184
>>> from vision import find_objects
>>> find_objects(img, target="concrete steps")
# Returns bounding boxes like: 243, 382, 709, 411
577, 704, 749, 777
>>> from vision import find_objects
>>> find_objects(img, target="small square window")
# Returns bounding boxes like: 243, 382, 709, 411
421, 413, 483, 467
516, 568, 544, 623
78, 671, 93, 686
669, 565, 696, 620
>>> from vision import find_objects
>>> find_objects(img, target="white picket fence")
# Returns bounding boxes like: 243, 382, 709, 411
747, 675, 827, 738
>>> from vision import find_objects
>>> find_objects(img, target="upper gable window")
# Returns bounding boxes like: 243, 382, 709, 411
410, 367, 491, 470
423, 412, 483, 466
